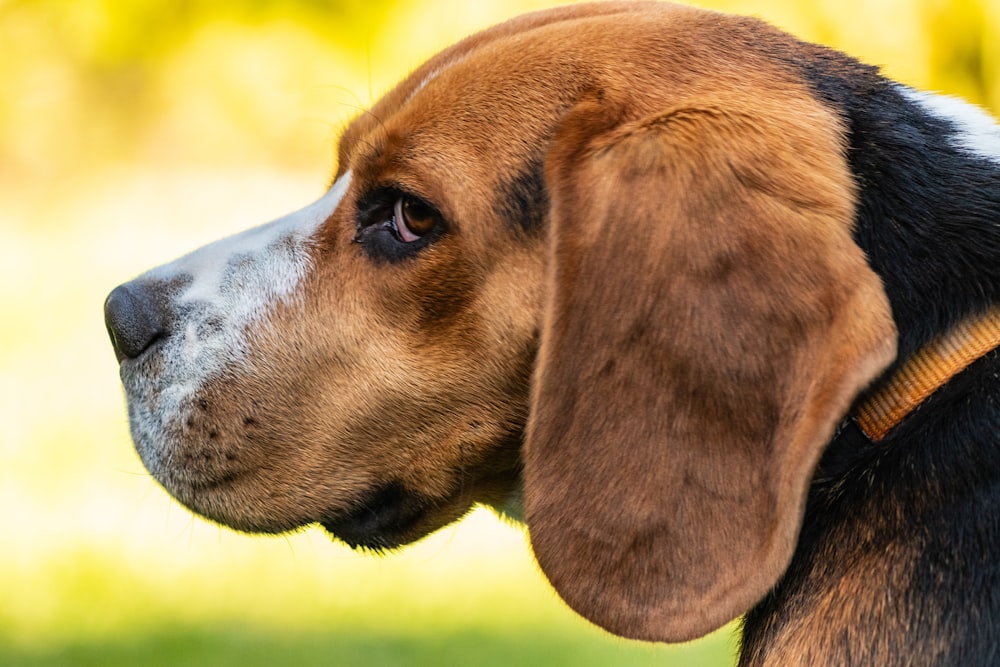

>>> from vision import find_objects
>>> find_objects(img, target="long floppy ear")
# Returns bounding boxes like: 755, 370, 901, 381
524, 95, 897, 642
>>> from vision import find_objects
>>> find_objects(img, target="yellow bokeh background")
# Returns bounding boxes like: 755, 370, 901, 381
1, 1, 997, 664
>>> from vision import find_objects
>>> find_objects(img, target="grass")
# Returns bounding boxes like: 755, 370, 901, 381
1, 626, 734, 667
0, 508, 738, 667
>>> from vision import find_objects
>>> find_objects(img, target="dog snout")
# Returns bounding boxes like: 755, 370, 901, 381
104, 282, 170, 362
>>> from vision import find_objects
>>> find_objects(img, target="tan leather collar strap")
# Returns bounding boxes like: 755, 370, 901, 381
854, 307, 1000, 442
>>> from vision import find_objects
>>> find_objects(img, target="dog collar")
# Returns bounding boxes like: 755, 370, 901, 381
853, 306, 1000, 442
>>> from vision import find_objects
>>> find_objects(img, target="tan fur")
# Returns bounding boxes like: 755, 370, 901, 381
526, 84, 895, 640
141, 0, 898, 644
765, 549, 928, 665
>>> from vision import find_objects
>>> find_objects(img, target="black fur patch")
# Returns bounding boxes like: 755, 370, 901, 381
497, 157, 548, 235
739, 25, 1000, 665
778, 39, 1000, 363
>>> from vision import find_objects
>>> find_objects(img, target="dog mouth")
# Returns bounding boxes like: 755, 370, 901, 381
320, 481, 460, 551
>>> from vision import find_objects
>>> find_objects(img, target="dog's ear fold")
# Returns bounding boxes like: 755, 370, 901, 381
524, 95, 897, 642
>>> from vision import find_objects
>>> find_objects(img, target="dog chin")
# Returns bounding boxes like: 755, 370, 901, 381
320, 481, 474, 552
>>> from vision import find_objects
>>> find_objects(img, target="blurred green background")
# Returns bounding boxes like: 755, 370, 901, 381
1, 0, 997, 665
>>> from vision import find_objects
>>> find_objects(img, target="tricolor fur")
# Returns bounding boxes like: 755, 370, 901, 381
105, 3, 1000, 664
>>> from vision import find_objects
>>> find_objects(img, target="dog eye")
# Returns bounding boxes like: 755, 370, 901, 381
353, 190, 445, 263
394, 197, 439, 242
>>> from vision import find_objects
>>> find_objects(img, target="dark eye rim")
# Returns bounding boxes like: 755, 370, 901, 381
353, 186, 447, 263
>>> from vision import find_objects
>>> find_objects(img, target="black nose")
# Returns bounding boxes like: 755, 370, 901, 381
104, 282, 170, 361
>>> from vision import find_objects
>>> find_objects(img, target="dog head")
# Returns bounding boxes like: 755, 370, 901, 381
106, 1, 896, 642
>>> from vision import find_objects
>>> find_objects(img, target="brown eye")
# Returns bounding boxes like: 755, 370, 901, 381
394, 197, 439, 242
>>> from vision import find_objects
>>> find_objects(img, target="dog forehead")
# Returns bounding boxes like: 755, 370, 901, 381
338, 1, 812, 171
346, 48, 573, 168
337, 3, 708, 164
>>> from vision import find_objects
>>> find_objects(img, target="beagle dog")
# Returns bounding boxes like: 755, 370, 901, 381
104, 2, 1000, 664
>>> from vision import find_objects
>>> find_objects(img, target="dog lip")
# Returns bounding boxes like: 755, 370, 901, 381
320, 481, 429, 551
156, 464, 251, 510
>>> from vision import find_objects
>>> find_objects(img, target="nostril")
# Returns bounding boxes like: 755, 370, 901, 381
104, 282, 170, 361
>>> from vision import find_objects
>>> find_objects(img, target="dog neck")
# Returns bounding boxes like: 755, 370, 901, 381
854, 306, 1000, 441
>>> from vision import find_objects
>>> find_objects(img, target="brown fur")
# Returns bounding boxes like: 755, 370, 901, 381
116, 0, 906, 653
744, 540, 935, 665
526, 88, 895, 640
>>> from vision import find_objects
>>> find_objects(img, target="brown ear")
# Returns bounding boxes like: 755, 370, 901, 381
524, 96, 897, 642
